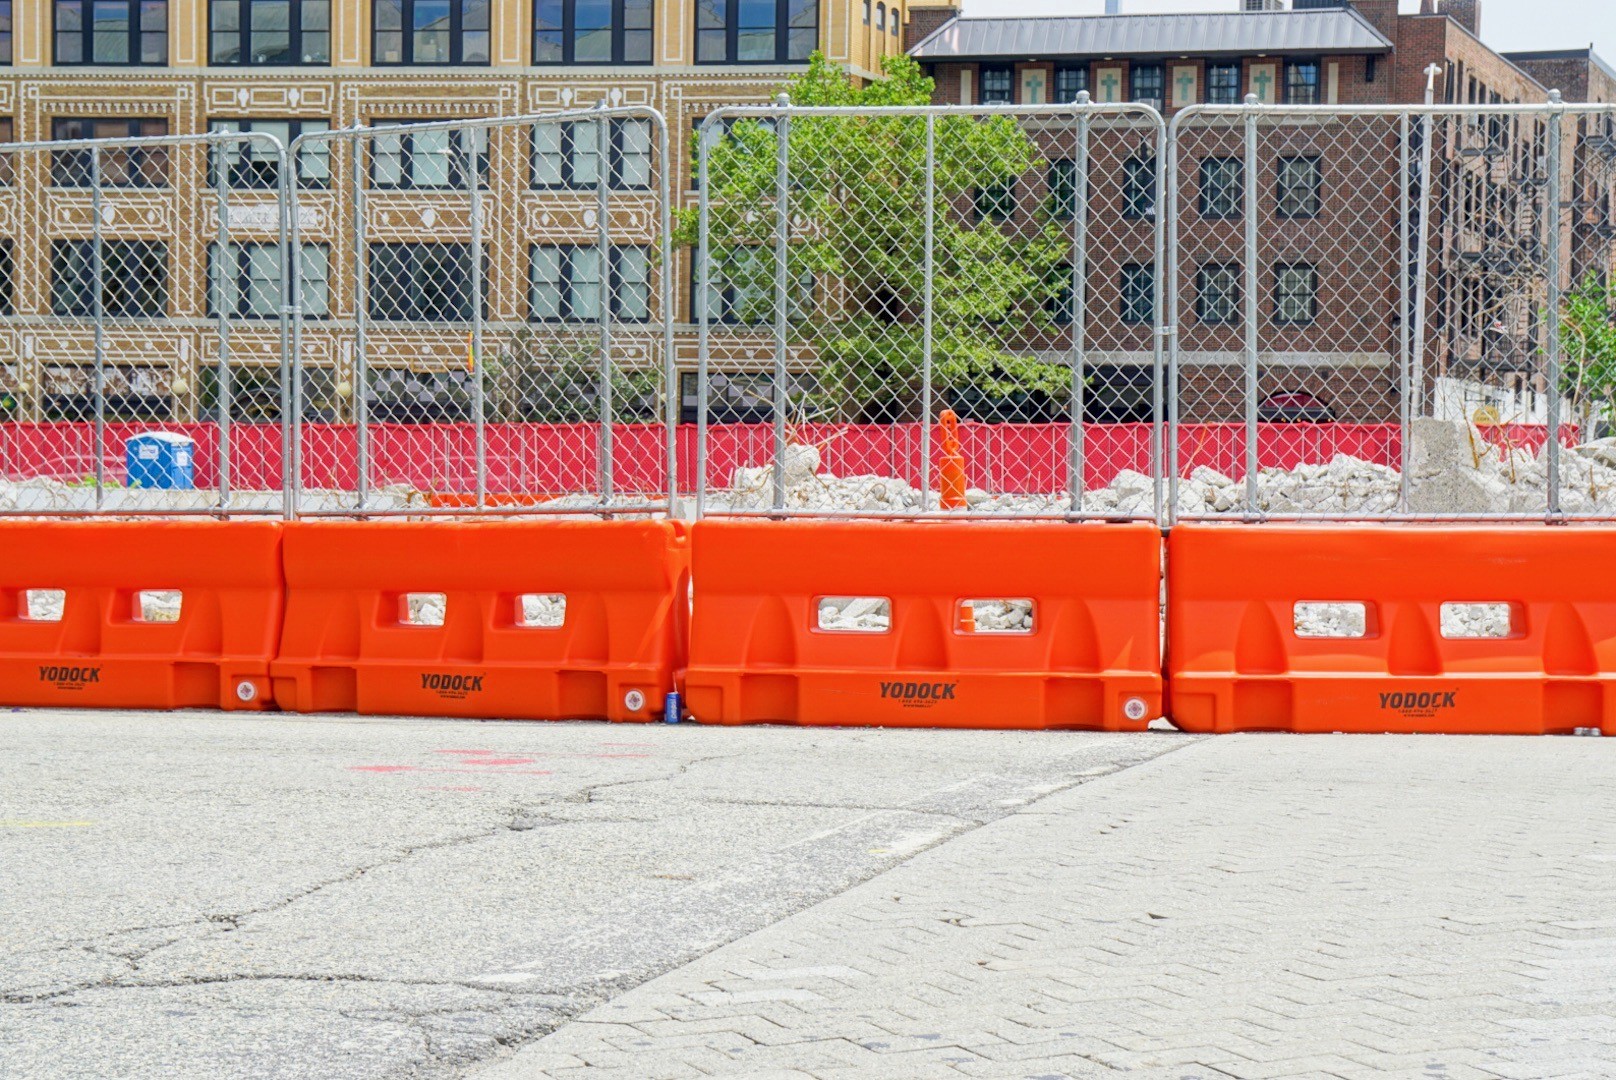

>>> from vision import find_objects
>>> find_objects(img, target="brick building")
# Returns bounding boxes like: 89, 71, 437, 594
905, 0, 1616, 424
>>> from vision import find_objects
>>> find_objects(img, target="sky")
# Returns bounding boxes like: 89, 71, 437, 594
960, 0, 1616, 57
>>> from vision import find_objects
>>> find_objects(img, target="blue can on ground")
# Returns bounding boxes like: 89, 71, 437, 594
125, 432, 195, 490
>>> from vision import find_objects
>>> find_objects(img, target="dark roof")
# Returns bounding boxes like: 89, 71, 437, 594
1502, 48, 1616, 88
909, 8, 1394, 62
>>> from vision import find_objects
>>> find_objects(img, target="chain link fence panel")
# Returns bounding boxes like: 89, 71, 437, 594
0, 130, 292, 517
693, 99, 1166, 521
287, 106, 676, 518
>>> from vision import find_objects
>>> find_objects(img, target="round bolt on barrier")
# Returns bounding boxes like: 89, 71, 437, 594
236, 681, 259, 704
623, 689, 646, 713
1123, 697, 1149, 722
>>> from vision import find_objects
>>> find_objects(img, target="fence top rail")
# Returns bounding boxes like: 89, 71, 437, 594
0, 129, 290, 154
1167, 94, 1614, 129
700, 97, 1165, 126
286, 103, 670, 154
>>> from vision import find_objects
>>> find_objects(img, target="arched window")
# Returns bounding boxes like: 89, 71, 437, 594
890, 7, 898, 34
875, 2, 884, 31
862, 0, 869, 23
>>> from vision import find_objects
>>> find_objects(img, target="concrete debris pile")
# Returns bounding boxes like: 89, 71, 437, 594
710, 421, 1616, 519
817, 596, 892, 632
1293, 598, 1511, 639
404, 593, 566, 628
0, 480, 424, 515
967, 599, 1036, 632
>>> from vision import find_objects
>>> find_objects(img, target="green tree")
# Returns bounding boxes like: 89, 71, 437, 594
1558, 271, 1616, 430
674, 53, 1073, 422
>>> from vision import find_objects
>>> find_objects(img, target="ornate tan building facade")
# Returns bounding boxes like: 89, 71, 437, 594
0, 0, 907, 424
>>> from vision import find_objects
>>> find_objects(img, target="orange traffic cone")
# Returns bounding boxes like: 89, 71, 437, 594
939, 410, 967, 510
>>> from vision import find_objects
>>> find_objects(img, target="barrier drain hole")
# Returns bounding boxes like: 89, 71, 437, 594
518, 593, 566, 628
816, 596, 891, 633
1294, 602, 1368, 639
21, 589, 64, 622
1440, 602, 1514, 639
958, 598, 1035, 634
401, 593, 446, 627
136, 590, 183, 623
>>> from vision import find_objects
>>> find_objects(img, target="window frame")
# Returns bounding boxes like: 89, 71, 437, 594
1273, 262, 1318, 326
529, 243, 652, 323
1053, 64, 1089, 104
367, 121, 490, 190
1195, 263, 1241, 326
1048, 158, 1077, 220
0, 1, 14, 64
694, 246, 813, 326
1198, 156, 1243, 220
978, 62, 1014, 105
55, 0, 168, 65
50, 238, 169, 317
1119, 262, 1155, 326
1284, 57, 1321, 105
1122, 154, 1156, 221
366, 242, 485, 321
208, 241, 331, 319
532, 0, 653, 64
531, 118, 652, 192
974, 178, 1016, 224
1129, 62, 1164, 108
1276, 154, 1322, 219
1207, 61, 1241, 106
372, 0, 490, 66
209, 0, 331, 65
209, 118, 333, 190
694, 0, 817, 65
49, 118, 170, 188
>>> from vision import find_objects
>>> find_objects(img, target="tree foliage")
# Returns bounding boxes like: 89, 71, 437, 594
1558, 271, 1616, 427
674, 53, 1073, 422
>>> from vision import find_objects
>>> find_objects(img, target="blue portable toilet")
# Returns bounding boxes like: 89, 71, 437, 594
125, 432, 195, 490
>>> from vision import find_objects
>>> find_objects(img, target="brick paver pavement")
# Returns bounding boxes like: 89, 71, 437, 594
472, 735, 1616, 1080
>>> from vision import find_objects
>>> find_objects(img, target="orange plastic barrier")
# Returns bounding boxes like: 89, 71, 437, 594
1168, 525, 1616, 735
683, 519, 1162, 729
270, 520, 689, 722
0, 520, 283, 711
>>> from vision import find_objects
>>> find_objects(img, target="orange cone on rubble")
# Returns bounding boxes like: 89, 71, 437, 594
939, 409, 967, 510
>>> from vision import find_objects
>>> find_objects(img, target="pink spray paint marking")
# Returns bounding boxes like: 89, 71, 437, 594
348, 765, 419, 773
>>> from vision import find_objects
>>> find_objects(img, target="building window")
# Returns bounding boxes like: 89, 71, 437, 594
368, 244, 483, 320
530, 244, 650, 322
1196, 263, 1240, 325
369, 122, 489, 189
1276, 155, 1321, 218
0, 241, 15, 314
373, 0, 489, 64
1047, 263, 1074, 325
1284, 59, 1320, 105
696, 0, 817, 64
1274, 263, 1317, 325
889, 8, 896, 35
975, 180, 1015, 223
50, 119, 169, 187
51, 240, 168, 316
1207, 61, 1240, 105
861, 0, 867, 22
0, 120, 13, 185
979, 63, 1013, 105
1123, 154, 1155, 220
1048, 159, 1077, 219
1119, 263, 1154, 325
1054, 64, 1089, 104
1130, 63, 1164, 108
55, 0, 167, 63
697, 247, 813, 325
210, 0, 331, 64
210, 119, 331, 189
209, 243, 330, 318
532, 118, 652, 190
0, 2, 14, 64
533, 0, 652, 63
874, 1, 883, 30
1199, 157, 1242, 220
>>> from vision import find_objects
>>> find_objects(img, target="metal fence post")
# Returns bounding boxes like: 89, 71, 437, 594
1545, 93, 1565, 520
1398, 112, 1413, 515
214, 135, 233, 509
350, 125, 370, 512
466, 126, 487, 511
1067, 97, 1092, 515
771, 94, 790, 514
919, 113, 935, 513
1410, 67, 1442, 426
596, 101, 614, 505
90, 146, 106, 512
655, 113, 677, 514
1242, 96, 1260, 519
695, 116, 714, 520
1149, 108, 1168, 526
1166, 110, 1185, 524
281, 136, 300, 521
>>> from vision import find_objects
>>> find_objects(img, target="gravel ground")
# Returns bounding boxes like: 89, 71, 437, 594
0, 710, 1183, 1080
